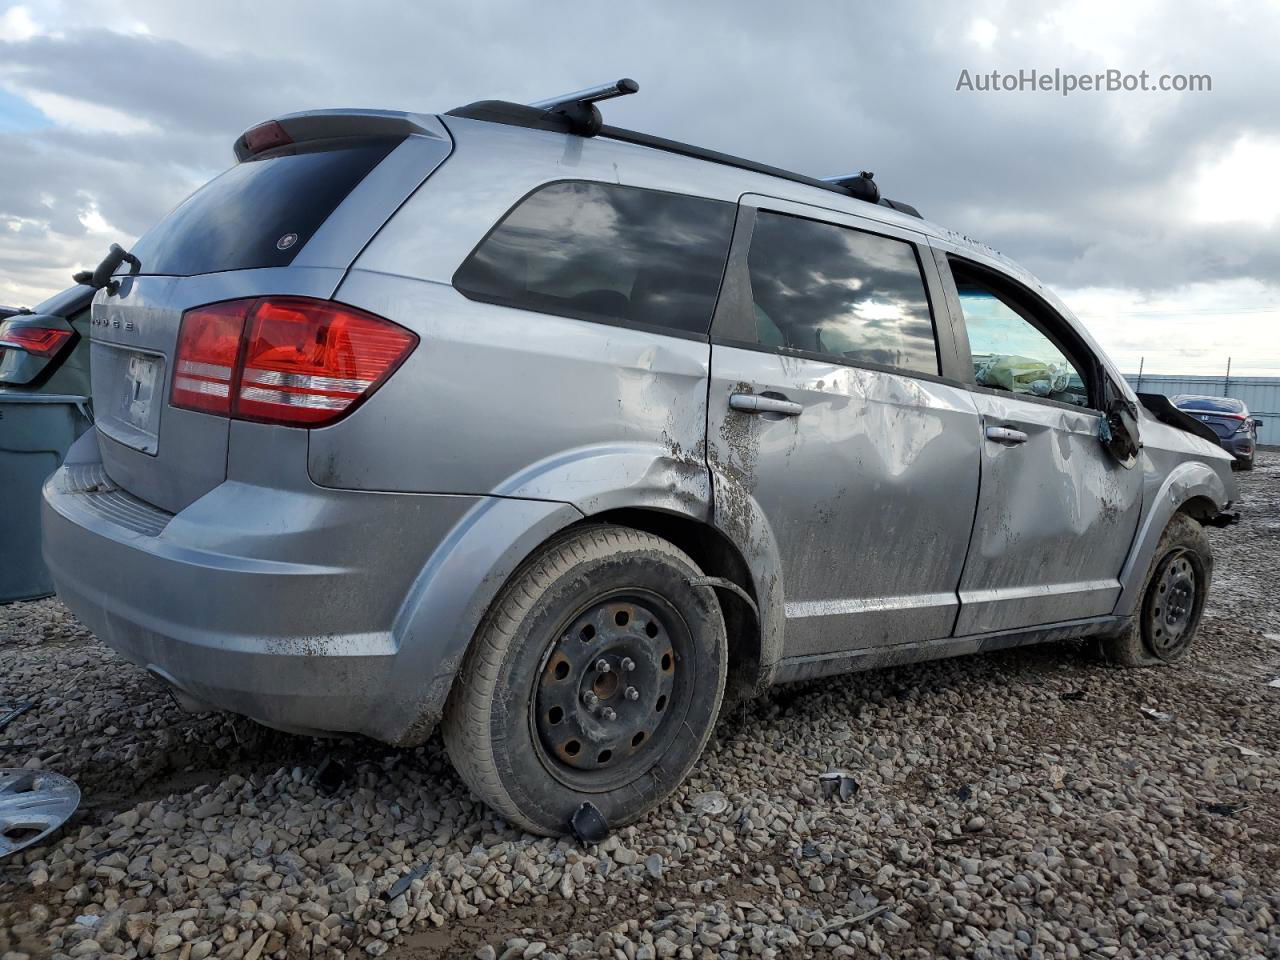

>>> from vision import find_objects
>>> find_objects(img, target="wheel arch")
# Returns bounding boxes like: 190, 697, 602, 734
1114, 459, 1229, 618
571, 507, 770, 701
1175, 494, 1222, 523
388, 501, 783, 746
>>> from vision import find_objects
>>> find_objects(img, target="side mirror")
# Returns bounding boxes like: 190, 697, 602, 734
1100, 397, 1140, 468
1098, 378, 1139, 468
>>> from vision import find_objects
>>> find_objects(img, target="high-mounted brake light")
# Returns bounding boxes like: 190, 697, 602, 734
170, 297, 416, 427
0, 321, 74, 357
241, 120, 293, 156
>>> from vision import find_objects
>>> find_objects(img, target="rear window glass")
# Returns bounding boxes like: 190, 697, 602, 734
453, 181, 735, 336
127, 137, 401, 277
1175, 396, 1243, 413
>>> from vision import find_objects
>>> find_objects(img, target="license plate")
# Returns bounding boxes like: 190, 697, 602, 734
123, 353, 161, 431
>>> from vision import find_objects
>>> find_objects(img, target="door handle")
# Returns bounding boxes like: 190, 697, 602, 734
985, 425, 1029, 445
729, 393, 804, 417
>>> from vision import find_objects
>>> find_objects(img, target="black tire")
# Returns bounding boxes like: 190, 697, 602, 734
441, 525, 728, 836
1101, 513, 1212, 667
1238, 457, 1254, 472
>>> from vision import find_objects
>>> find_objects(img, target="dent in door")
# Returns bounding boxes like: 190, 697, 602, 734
957, 393, 1143, 633
710, 356, 981, 659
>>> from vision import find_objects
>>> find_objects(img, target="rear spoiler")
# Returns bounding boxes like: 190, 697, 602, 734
233, 109, 448, 161
1137, 393, 1222, 446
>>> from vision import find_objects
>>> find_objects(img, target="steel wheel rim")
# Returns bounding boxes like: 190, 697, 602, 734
531, 590, 690, 792
1145, 547, 1199, 657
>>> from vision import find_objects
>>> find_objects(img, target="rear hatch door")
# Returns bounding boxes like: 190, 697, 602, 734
93, 268, 348, 512
91, 113, 452, 513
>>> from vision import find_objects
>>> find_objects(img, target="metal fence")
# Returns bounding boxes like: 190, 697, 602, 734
1123, 374, 1280, 446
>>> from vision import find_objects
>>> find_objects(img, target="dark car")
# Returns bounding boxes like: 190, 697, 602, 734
0, 283, 95, 601
1172, 394, 1260, 470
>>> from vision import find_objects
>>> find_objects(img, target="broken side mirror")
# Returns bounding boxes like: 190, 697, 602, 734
1098, 378, 1139, 468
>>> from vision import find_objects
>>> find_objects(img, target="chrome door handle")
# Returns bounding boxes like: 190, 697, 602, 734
729, 393, 804, 417
985, 425, 1028, 445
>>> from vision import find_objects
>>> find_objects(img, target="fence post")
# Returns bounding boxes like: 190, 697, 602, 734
1136, 356, 1144, 392
1224, 358, 1231, 397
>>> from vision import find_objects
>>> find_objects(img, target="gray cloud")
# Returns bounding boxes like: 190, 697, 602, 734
1, 0, 1277, 318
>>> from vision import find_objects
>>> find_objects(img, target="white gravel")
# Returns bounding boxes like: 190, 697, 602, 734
2, 454, 1278, 960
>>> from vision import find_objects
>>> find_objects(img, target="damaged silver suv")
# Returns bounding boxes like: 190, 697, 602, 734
43, 81, 1237, 836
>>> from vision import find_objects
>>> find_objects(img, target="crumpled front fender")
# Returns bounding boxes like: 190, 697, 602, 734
1114, 456, 1231, 617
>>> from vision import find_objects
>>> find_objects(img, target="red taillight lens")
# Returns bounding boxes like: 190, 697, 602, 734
0, 322, 74, 357
170, 297, 416, 427
172, 301, 251, 416
237, 298, 417, 425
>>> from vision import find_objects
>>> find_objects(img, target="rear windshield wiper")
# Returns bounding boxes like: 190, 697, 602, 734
73, 243, 140, 291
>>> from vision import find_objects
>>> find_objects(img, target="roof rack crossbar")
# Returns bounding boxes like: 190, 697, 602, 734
529, 78, 639, 112
821, 170, 880, 204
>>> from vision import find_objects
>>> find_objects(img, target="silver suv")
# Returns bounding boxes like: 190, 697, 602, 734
43, 81, 1236, 836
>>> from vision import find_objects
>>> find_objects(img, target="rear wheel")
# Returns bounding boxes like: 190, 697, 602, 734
442, 525, 727, 836
1101, 513, 1212, 667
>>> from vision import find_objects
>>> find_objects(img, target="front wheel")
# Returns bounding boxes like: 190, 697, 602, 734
442, 525, 727, 836
1100, 513, 1212, 667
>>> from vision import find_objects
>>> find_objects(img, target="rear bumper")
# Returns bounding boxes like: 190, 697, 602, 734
41, 429, 481, 742
1220, 435, 1254, 461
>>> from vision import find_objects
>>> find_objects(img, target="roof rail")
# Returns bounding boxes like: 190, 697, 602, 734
444, 81, 922, 217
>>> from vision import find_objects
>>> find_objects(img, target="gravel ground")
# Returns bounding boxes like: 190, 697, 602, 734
2, 454, 1278, 960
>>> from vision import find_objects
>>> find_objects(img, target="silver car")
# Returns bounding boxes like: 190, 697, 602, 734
42, 82, 1236, 836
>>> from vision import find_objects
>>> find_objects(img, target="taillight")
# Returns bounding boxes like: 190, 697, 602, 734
170, 297, 416, 427
0, 321, 74, 357
172, 301, 249, 416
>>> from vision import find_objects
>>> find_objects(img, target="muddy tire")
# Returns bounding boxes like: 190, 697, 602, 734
441, 525, 727, 836
1101, 513, 1212, 667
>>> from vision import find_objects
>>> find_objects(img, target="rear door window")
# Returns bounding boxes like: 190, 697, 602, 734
127, 137, 402, 277
453, 181, 735, 336
741, 211, 940, 375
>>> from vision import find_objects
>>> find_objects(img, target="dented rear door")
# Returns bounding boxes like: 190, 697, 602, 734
706, 198, 982, 659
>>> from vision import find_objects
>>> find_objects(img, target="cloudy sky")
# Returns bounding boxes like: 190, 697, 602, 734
1, 0, 1277, 374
